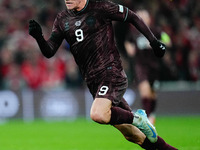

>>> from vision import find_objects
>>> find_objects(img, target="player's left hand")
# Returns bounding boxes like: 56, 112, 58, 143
150, 39, 166, 58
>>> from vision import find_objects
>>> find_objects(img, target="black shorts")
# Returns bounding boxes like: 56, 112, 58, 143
135, 50, 160, 86
135, 62, 159, 85
86, 67, 131, 111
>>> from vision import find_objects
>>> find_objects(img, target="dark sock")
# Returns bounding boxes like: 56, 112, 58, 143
142, 98, 156, 117
140, 137, 156, 150
109, 106, 134, 125
140, 136, 178, 150
155, 136, 178, 150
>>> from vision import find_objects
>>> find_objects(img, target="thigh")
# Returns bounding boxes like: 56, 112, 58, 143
90, 98, 112, 115
138, 80, 156, 98
138, 80, 152, 97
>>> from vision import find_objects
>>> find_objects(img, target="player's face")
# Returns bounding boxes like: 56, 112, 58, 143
64, 0, 85, 11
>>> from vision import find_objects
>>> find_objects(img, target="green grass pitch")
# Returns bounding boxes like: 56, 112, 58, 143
0, 116, 200, 150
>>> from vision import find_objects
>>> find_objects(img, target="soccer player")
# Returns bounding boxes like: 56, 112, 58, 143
28, 0, 177, 149
124, 9, 172, 124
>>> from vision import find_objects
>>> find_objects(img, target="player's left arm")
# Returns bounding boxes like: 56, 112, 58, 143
103, 1, 166, 57
127, 10, 166, 57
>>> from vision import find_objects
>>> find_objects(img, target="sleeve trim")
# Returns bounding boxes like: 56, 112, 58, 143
124, 8, 128, 22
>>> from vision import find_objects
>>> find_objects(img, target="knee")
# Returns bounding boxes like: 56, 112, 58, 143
90, 98, 112, 124
90, 110, 110, 124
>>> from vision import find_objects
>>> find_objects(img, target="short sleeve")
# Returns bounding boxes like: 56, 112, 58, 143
102, 1, 129, 22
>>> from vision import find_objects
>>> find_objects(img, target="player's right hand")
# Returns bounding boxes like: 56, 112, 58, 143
29, 20, 43, 39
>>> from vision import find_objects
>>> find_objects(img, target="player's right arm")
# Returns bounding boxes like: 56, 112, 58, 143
29, 20, 64, 58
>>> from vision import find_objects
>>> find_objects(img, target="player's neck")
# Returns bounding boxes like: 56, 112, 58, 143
76, 0, 87, 11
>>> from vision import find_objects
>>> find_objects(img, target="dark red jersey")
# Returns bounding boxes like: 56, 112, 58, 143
45, 0, 155, 82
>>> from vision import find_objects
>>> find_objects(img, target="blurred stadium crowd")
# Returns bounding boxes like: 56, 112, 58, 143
0, 0, 199, 91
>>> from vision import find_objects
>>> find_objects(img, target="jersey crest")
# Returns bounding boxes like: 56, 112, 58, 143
75, 20, 82, 26
86, 15, 96, 27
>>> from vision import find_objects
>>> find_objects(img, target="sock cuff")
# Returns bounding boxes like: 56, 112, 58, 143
140, 137, 156, 150
109, 106, 133, 125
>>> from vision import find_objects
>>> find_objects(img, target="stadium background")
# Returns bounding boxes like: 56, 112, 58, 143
0, 0, 200, 150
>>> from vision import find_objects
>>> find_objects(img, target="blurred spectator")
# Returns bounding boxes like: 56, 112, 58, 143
0, 48, 21, 90
187, 13, 200, 81
21, 49, 46, 89
172, 17, 192, 80
41, 57, 66, 90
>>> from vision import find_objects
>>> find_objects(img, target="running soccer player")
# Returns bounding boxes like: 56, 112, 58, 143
124, 9, 172, 125
28, 0, 177, 149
